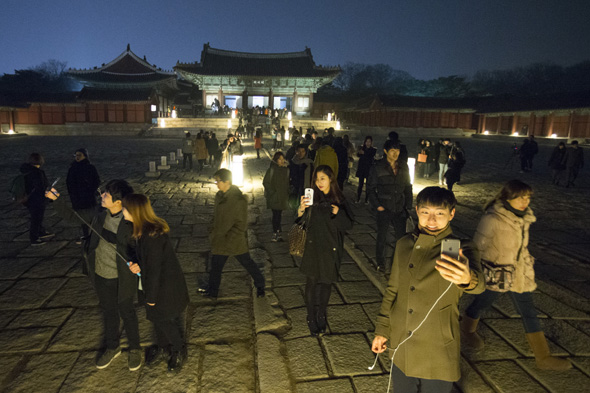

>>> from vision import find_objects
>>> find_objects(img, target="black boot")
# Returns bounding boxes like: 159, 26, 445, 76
167, 349, 186, 373
145, 345, 168, 367
316, 309, 327, 335
307, 315, 319, 336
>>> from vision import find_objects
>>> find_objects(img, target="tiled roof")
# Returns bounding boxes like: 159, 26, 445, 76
77, 87, 153, 102
175, 44, 340, 78
475, 91, 590, 113
68, 44, 175, 86
0, 91, 78, 107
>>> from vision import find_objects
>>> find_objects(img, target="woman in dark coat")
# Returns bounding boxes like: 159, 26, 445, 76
123, 194, 189, 374
263, 151, 290, 242
20, 153, 53, 245
355, 136, 376, 204
66, 148, 100, 240
547, 142, 566, 185
297, 165, 353, 335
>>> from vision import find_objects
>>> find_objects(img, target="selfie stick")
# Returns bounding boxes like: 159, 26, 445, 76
369, 282, 453, 393
52, 192, 141, 278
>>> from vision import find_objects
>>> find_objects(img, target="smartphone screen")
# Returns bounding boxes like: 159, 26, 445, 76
441, 239, 461, 260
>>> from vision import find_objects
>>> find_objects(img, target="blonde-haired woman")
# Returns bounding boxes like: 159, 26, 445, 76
122, 194, 189, 373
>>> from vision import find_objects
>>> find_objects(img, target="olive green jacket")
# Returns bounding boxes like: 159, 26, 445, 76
210, 185, 249, 255
374, 225, 484, 382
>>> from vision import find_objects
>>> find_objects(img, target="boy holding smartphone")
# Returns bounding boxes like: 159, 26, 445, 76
371, 186, 484, 392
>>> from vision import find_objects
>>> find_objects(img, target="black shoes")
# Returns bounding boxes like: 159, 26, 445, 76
167, 350, 186, 373
30, 239, 46, 246
307, 317, 319, 336
39, 232, 55, 240
256, 287, 265, 298
316, 312, 327, 334
198, 286, 218, 299
145, 345, 168, 367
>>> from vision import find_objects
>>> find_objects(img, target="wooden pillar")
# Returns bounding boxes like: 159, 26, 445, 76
529, 113, 536, 136
269, 89, 274, 110
9, 109, 15, 131
479, 115, 485, 133
309, 93, 314, 115
218, 87, 223, 107
292, 89, 298, 113
496, 115, 502, 134
511, 113, 518, 134
566, 111, 575, 139
547, 112, 555, 137
202, 90, 207, 110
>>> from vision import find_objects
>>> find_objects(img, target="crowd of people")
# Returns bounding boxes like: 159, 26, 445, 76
10, 130, 583, 391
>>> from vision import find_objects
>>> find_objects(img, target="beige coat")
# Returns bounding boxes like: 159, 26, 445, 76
193, 138, 208, 160
474, 201, 537, 293
375, 226, 484, 382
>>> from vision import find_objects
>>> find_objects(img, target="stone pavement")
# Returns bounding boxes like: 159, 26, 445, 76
0, 134, 589, 393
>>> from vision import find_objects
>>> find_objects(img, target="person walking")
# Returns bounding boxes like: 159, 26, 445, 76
254, 128, 263, 159
297, 165, 353, 335
194, 132, 208, 171
263, 152, 290, 242
47, 179, 141, 371
20, 153, 54, 246
355, 136, 376, 204
290, 144, 314, 199
437, 138, 452, 185
445, 148, 465, 192
122, 194, 189, 373
562, 140, 584, 187
333, 137, 349, 190
206, 132, 219, 167
198, 169, 265, 299
461, 180, 572, 370
181, 132, 193, 170
66, 148, 101, 243
547, 142, 566, 185
367, 140, 413, 273
313, 138, 339, 176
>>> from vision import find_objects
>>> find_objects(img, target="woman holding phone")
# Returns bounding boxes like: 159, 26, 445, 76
296, 165, 353, 335
461, 180, 571, 370
122, 194, 189, 373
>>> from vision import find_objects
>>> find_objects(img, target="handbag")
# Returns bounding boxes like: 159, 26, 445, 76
481, 259, 514, 292
417, 153, 427, 163
288, 208, 311, 257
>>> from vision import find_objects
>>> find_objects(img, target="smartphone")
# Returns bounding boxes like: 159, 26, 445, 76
441, 239, 461, 260
304, 188, 314, 206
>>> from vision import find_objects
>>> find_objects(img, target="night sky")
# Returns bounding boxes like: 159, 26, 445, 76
1, 0, 589, 80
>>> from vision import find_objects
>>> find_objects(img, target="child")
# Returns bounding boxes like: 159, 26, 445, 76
371, 186, 484, 392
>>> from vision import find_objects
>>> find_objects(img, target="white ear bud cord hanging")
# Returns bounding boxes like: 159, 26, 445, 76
368, 281, 454, 393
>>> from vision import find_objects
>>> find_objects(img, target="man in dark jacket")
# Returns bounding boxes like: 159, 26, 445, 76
20, 153, 54, 246
437, 138, 452, 185
47, 180, 141, 371
368, 140, 413, 273
290, 145, 314, 198
388, 131, 409, 165
66, 148, 100, 242
199, 169, 265, 299
333, 137, 349, 190
562, 140, 584, 187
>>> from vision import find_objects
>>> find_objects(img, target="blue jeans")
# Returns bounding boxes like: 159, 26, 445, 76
465, 290, 542, 333
438, 163, 448, 183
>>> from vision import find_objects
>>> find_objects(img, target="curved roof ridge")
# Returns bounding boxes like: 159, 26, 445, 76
206, 46, 311, 59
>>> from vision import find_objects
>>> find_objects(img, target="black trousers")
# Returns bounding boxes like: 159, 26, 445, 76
305, 276, 331, 318
375, 210, 406, 267
152, 315, 184, 353
183, 153, 193, 169
26, 202, 46, 242
95, 275, 140, 350
356, 175, 368, 202
272, 209, 282, 232
391, 364, 452, 393
208, 253, 265, 296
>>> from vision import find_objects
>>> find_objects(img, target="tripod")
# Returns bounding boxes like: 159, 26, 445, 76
503, 144, 520, 171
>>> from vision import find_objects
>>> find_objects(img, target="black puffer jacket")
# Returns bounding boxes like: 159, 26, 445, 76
66, 160, 100, 209
19, 163, 48, 207
367, 158, 413, 214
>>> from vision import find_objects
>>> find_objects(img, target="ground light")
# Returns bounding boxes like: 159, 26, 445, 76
8, 129, 15, 134
336, 121, 341, 130
513, 132, 519, 136
287, 112, 292, 120
171, 110, 177, 118
484, 130, 489, 135
232, 155, 244, 186
408, 157, 416, 184
327, 113, 332, 121
232, 110, 236, 119
285, 129, 290, 141
289, 121, 293, 129
551, 133, 557, 138
160, 119, 166, 128
227, 119, 232, 129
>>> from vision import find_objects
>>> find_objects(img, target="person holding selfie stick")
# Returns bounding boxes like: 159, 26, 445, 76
462, 180, 571, 370
371, 187, 484, 393
297, 165, 353, 336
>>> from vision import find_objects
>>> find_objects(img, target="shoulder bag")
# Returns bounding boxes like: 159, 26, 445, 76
288, 208, 311, 257
481, 259, 514, 292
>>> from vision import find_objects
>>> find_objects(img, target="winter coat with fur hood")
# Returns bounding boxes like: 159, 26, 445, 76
473, 201, 537, 293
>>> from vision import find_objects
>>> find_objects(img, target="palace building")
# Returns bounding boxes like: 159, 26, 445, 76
175, 44, 340, 115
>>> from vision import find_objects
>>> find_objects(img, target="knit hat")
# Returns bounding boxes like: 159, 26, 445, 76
75, 148, 89, 159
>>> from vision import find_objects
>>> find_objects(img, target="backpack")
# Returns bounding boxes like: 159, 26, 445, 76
10, 174, 28, 204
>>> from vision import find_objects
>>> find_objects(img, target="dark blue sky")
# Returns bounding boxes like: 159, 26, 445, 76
2, 0, 589, 80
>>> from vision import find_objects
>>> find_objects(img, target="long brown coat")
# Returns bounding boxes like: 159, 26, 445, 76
209, 185, 249, 256
194, 138, 208, 160
375, 226, 484, 382
473, 201, 537, 293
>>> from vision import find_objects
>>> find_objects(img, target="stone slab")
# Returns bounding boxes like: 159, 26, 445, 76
274, 286, 305, 309
339, 263, 369, 281
3, 352, 79, 393
0, 327, 56, 354
135, 344, 200, 392
268, 252, 295, 268
538, 319, 590, 356
517, 358, 590, 393
296, 378, 355, 393
475, 359, 547, 393
570, 357, 590, 377
484, 319, 566, 357
456, 357, 495, 393
284, 307, 315, 340
0, 278, 66, 310
0, 310, 18, 329
336, 281, 382, 304
188, 300, 253, 343
0, 280, 15, 295
0, 355, 23, 387
6, 308, 72, 329
327, 304, 374, 334
60, 350, 141, 392
533, 292, 590, 319
176, 252, 207, 273
257, 333, 292, 392
0, 258, 41, 279
176, 237, 210, 253
322, 333, 382, 376
361, 302, 382, 330
45, 277, 99, 308
17, 240, 69, 258
0, 242, 28, 258
199, 342, 255, 393
462, 321, 521, 361
272, 267, 307, 287
48, 308, 104, 351
352, 375, 393, 393
285, 336, 329, 380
